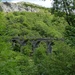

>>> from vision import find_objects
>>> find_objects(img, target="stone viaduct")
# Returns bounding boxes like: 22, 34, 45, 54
12, 37, 63, 54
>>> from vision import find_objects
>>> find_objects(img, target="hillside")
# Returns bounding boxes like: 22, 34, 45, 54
0, 2, 75, 75
0, 2, 50, 12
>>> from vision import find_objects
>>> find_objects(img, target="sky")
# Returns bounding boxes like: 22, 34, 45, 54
2, 0, 53, 8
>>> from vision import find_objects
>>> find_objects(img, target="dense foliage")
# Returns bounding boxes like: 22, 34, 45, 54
0, 6, 75, 75
52, 0, 75, 46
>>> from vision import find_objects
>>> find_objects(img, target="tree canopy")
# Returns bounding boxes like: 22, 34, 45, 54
52, 0, 75, 46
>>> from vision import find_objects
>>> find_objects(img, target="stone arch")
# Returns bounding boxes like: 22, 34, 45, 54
12, 37, 54, 54
31, 39, 53, 53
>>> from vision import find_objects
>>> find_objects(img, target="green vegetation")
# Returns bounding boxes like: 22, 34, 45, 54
52, 0, 75, 46
0, 2, 75, 74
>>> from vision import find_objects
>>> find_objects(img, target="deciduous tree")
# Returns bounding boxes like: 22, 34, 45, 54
52, 0, 75, 46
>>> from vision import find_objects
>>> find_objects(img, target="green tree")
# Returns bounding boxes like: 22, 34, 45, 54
52, 0, 75, 46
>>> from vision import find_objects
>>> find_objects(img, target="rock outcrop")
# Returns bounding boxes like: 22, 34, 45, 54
0, 2, 40, 12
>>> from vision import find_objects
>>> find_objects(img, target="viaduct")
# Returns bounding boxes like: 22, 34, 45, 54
12, 37, 64, 54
